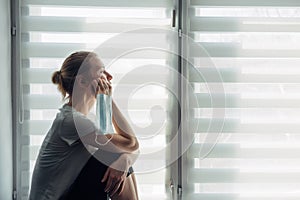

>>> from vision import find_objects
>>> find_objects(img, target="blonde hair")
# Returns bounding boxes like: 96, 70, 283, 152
51, 51, 98, 100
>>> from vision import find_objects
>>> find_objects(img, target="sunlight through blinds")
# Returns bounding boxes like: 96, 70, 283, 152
184, 0, 300, 199
19, 1, 174, 199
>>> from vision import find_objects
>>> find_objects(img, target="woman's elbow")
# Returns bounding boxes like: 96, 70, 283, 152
128, 136, 139, 151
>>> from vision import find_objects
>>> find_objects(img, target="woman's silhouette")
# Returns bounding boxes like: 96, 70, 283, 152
29, 51, 139, 200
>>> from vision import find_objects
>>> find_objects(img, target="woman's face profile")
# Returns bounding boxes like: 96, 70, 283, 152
89, 57, 112, 83
85, 57, 113, 100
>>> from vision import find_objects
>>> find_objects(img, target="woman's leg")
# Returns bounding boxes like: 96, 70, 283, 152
131, 173, 139, 199
110, 174, 138, 200
62, 155, 108, 200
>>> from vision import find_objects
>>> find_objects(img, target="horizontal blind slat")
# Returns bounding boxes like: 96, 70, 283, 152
24, 94, 61, 109
23, 68, 169, 84
22, 43, 168, 59
22, 43, 87, 58
138, 195, 167, 200
22, 16, 170, 33
186, 193, 238, 200
189, 67, 300, 83
188, 168, 300, 183
22, 0, 172, 8
189, 144, 300, 158
23, 120, 52, 135
190, 42, 300, 58
186, 193, 300, 200
190, 0, 300, 7
190, 17, 300, 32
23, 119, 169, 135
191, 119, 300, 133
194, 93, 300, 108
28, 145, 169, 163
24, 94, 169, 110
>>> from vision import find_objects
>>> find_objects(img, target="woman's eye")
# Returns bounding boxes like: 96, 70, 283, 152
99, 73, 105, 78
97, 71, 104, 76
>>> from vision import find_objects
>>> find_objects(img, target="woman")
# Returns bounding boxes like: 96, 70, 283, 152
29, 51, 139, 200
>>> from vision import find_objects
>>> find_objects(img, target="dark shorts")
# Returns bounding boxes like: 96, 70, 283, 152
61, 150, 134, 200
92, 149, 134, 177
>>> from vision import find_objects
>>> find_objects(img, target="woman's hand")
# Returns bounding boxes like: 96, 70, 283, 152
102, 167, 126, 197
91, 70, 112, 96
101, 154, 130, 196
98, 73, 112, 96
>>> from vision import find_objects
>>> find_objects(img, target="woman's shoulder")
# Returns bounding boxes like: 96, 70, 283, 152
58, 104, 97, 136
58, 104, 86, 122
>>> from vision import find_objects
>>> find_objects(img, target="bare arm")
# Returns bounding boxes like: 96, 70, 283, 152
89, 70, 140, 196
86, 73, 139, 152
80, 99, 139, 153
109, 99, 139, 150
80, 132, 125, 153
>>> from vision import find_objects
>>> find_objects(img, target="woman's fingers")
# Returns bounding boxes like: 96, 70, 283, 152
105, 177, 113, 193
109, 181, 121, 197
91, 71, 113, 96
97, 79, 105, 93
101, 168, 109, 183
118, 179, 126, 195
98, 78, 112, 95
107, 80, 112, 96
102, 166, 127, 196
102, 80, 109, 94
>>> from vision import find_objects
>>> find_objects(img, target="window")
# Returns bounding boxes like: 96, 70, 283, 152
185, 0, 300, 199
14, 0, 300, 200
18, 0, 174, 199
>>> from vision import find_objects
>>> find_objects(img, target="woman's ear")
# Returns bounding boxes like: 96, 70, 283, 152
76, 75, 89, 88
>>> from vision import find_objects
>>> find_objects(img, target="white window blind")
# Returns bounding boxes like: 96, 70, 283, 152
185, 0, 300, 200
19, 0, 174, 199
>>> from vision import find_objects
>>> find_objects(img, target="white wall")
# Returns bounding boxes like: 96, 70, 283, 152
0, 0, 13, 199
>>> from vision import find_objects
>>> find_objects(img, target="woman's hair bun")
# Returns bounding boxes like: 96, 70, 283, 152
51, 70, 62, 84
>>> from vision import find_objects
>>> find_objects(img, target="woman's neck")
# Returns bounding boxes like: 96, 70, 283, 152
68, 98, 92, 116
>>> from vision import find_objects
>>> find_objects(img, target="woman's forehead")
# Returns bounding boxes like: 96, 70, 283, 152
90, 57, 105, 70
